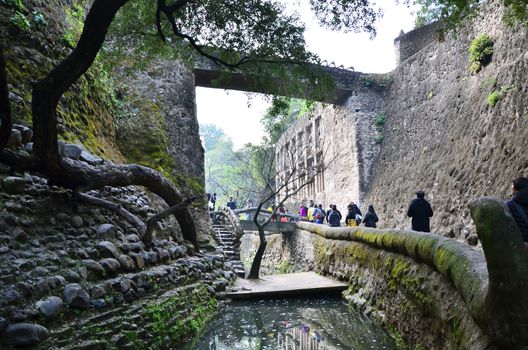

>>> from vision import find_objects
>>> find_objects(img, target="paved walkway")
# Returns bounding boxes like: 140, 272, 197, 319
226, 272, 348, 299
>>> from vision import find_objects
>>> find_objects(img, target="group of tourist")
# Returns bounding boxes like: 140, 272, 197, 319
298, 200, 380, 228
209, 176, 528, 241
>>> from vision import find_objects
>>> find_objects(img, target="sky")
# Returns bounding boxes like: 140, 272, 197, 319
196, 1, 418, 149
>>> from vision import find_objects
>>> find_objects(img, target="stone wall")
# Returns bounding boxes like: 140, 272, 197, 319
365, 0, 528, 240
239, 225, 489, 349
394, 21, 441, 65
276, 81, 385, 212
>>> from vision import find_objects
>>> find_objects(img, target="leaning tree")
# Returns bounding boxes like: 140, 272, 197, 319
0, 0, 525, 248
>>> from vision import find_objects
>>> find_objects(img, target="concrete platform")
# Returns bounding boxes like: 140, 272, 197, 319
226, 272, 348, 300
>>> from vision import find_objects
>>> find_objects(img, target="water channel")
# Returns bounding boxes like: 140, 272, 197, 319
188, 298, 397, 350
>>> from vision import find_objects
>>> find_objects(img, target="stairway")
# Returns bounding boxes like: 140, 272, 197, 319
212, 223, 246, 277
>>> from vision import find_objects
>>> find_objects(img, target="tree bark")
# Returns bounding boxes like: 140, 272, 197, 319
247, 225, 267, 279
32, 0, 129, 170
0, 45, 12, 152
27, 0, 199, 249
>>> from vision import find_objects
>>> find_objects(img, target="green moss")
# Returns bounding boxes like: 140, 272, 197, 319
487, 90, 500, 107
146, 284, 217, 348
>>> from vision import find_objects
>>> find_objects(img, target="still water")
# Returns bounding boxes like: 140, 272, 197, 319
189, 298, 397, 350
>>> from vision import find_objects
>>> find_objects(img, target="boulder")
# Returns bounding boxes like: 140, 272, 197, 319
82, 259, 105, 277
13, 124, 33, 143
63, 144, 83, 160
2, 323, 49, 347
466, 234, 479, 246
71, 216, 83, 228
117, 255, 135, 272
63, 284, 90, 309
97, 241, 119, 259
96, 224, 118, 239
130, 254, 145, 269
7, 129, 22, 147
80, 151, 103, 165
2, 177, 26, 195
37, 296, 64, 319
99, 258, 121, 275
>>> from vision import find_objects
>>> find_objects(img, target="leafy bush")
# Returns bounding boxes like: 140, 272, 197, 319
32, 10, 47, 27
375, 112, 387, 132
469, 34, 494, 74
1, 0, 24, 11
487, 90, 500, 107
10, 11, 30, 31
374, 134, 384, 144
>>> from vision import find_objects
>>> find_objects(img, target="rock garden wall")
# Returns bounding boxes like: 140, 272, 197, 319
239, 224, 490, 349
365, 0, 528, 242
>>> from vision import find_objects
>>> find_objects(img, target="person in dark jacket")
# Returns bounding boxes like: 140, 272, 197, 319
407, 191, 433, 232
345, 202, 362, 226
226, 196, 237, 210
362, 205, 379, 228
506, 177, 528, 243
328, 205, 341, 227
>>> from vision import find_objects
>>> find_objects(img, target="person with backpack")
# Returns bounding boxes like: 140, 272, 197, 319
345, 204, 360, 227
314, 204, 325, 224
362, 205, 379, 228
407, 191, 433, 232
506, 177, 528, 244
328, 205, 341, 227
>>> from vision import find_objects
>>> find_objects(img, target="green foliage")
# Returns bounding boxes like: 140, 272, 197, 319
261, 97, 313, 144
481, 76, 497, 90
375, 112, 387, 131
469, 34, 494, 74
1, 0, 24, 11
10, 11, 30, 31
200, 124, 229, 152
63, 3, 85, 48
374, 134, 384, 144
411, 0, 527, 30
487, 85, 514, 107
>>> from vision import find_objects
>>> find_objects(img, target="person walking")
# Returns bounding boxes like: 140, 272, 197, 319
299, 204, 308, 220
345, 204, 358, 227
226, 196, 237, 210
407, 191, 433, 232
328, 205, 341, 227
211, 192, 217, 211
315, 204, 326, 224
362, 205, 379, 228
506, 177, 528, 244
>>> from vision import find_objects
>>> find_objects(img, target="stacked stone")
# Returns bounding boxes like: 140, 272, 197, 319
0, 138, 236, 348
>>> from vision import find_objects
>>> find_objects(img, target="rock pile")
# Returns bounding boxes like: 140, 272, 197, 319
0, 133, 234, 348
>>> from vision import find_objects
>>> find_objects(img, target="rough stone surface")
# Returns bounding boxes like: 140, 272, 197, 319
63, 284, 90, 309
97, 241, 119, 259
2, 177, 26, 195
37, 296, 64, 319
2, 323, 49, 347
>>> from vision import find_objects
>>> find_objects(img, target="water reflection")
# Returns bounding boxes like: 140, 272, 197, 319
189, 298, 396, 350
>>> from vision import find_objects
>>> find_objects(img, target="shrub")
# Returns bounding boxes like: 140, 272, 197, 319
375, 112, 387, 128
469, 34, 494, 74
374, 134, 384, 144
487, 90, 500, 107
10, 11, 30, 31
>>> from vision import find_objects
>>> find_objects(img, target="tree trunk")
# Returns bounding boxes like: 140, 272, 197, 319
26, 0, 199, 249
247, 225, 267, 279
32, 0, 129, 170
0, 45, 12, 152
